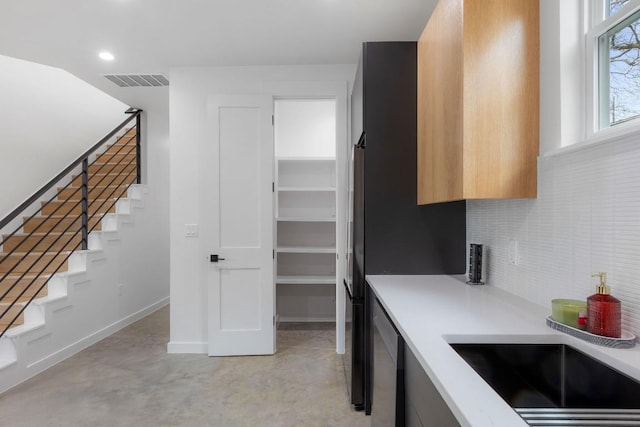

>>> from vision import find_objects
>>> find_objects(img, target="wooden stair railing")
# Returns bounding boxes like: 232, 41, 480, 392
0, 108, 142, 336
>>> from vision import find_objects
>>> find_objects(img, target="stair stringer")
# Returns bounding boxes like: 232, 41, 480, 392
0, 185, 169, 394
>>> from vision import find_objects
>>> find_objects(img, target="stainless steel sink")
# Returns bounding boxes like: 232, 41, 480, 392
451, 343, 640, 426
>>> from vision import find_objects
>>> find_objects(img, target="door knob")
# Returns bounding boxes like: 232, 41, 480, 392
210, 254, 226, 263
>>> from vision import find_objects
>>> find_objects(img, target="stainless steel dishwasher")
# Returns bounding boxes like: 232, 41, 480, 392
371, 296, 405, 427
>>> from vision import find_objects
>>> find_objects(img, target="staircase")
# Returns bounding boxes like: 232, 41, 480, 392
0, 115, 140, 336
0, 109, 171, 394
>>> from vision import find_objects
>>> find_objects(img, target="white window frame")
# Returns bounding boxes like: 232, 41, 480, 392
585, 0, 640, 141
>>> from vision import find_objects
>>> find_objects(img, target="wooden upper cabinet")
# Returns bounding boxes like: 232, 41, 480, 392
417, 0, 539, 205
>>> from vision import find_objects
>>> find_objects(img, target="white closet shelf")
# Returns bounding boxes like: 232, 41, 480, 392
277, 186, 336, 192
277, 157, 336, 162
276, 275, 336, 285
276, 216, 336, 222
277, 246, 336, 254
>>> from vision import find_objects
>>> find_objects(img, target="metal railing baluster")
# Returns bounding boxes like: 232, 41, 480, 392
136, 113, 141, 184
81, 158, 89, 250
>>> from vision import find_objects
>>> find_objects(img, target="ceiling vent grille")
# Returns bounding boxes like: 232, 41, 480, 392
104, 74, 169, 88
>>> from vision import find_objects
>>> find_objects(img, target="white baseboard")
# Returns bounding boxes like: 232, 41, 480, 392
28, 297, 169, 371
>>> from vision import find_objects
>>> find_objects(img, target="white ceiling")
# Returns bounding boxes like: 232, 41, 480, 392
0, 0, 437, 110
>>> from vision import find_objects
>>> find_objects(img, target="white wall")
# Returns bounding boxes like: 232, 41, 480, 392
137, 92, 171, 301
168, 65, 355, 353
0, 55, 128, 219
467, 2, 640, 338
539, 0, 585, 153
275, 99, 336, 158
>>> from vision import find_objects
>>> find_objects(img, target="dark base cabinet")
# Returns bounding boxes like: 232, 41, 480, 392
371, 297, 404, 426
405, 344, 460, 427
370, 293, 460, 427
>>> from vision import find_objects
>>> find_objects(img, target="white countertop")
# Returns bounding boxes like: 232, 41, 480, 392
367, 275, 640, 427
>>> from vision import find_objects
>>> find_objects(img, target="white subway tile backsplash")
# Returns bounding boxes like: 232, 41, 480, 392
468, 137, 640, 338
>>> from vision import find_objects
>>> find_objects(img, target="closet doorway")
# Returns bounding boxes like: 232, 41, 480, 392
274, 99, 339, 329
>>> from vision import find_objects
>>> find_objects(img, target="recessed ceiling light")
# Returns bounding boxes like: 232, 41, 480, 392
99, 51, 115, 61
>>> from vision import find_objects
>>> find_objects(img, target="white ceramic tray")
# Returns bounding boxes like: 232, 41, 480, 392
546, 316, 636, 349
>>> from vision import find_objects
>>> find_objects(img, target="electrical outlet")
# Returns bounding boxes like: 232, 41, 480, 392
508, 239, 519, 265
117, 283, 124, 296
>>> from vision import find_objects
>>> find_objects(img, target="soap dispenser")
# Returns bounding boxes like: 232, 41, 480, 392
587, 272, 621, 338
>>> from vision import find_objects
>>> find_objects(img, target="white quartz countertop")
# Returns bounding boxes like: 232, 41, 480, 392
366, 275, 640, 427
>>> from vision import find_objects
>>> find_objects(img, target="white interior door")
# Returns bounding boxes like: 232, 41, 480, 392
206, 94, 275, 356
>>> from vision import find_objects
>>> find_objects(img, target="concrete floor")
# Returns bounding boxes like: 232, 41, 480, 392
0, 306, 370, 427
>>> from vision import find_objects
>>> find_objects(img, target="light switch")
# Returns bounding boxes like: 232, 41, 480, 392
185, 224, 198, 237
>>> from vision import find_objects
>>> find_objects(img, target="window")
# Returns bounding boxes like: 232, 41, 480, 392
599, 7, 640, 127
590, 0, 640, 130
608, 0, 631, 16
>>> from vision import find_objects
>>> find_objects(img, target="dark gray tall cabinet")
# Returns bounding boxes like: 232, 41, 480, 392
345, 41, 467, 415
